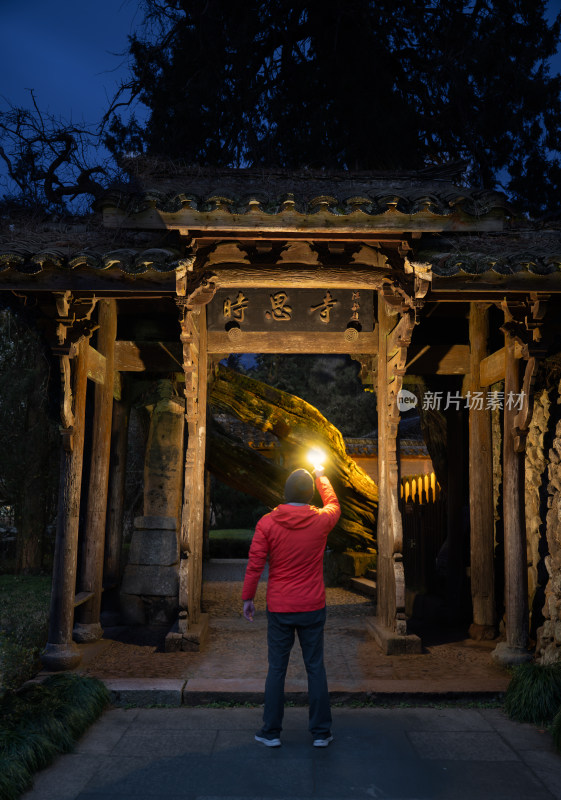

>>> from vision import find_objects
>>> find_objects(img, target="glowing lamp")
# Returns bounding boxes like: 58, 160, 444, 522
307, 447, 326, 471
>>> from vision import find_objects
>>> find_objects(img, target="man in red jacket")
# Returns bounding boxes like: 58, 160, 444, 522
242, 464, 341, 748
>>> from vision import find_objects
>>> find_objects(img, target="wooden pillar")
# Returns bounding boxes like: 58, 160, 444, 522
42, 339, 89, 670
445, 404, 467, 622
101, 394, 129, 626
369, 291, 421, 653
74, 300, 117, 642
178, 305, 209, 639
493, 332, 531, 665
468, 303, 496, 639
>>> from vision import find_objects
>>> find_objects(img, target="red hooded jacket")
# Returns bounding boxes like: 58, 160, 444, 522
242, 476, 341, 612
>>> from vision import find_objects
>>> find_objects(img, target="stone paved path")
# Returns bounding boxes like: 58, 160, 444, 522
21, 706, 561, 800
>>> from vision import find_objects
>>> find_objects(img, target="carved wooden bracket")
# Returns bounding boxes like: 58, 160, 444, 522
404, 258, 432, 303
501, 295, 548, 453
176, 272, 217, 310
175, 252, 197, 296
52, 293, 99, 452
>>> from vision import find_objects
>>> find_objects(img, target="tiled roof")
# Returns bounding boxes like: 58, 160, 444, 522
213, 415, 429, 457
99, 164, 510, 221
420, 232, 561, 277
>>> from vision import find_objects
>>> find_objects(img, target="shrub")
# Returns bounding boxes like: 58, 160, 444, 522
0, 674, 110, 800
504, 662, 561, 725
0, 575, 50, 690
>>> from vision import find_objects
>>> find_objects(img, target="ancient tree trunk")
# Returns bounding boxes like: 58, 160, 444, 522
208, 365, 377, 552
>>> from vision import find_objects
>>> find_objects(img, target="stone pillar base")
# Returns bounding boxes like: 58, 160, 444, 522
366, 616, 422, 655
165, 613, 210, 652
41, 641, 82, 671
491, 641, 533, 666
73, 622, 103, 643
469, 623, 496, 641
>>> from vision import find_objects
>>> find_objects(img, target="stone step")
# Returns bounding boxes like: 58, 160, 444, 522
349, 576, 377, 597
364, 568, 377, 582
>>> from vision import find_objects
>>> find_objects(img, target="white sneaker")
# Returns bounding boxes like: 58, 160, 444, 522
255, 733, 281, 747
313, 734, 334, 747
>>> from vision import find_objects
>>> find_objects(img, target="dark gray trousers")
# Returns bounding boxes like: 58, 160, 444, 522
262, 606, 331, 737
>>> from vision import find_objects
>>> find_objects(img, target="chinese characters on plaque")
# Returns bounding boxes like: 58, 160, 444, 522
210, 288, 371, 332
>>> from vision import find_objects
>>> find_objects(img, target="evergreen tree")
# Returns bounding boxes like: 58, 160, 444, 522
108, 0, 561, 215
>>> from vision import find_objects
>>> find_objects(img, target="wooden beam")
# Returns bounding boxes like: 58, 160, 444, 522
206, 266, 386, 290
114, 341, 183, 371
207, 330, 377, 354
406, 344, 470, 375
86, 344, 106, 384
480, 342, 524, 387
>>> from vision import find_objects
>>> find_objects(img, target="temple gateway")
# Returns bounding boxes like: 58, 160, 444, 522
2, 163, 561, 670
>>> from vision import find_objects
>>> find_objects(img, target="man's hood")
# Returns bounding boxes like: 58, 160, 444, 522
268, 503, 319, 529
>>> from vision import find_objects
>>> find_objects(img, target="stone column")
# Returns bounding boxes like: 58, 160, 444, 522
120, 380, 185, 625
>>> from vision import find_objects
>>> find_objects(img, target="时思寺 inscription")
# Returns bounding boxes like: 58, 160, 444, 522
211, 288, 373, 333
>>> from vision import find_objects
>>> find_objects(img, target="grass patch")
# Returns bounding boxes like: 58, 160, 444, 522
209, 529, 253, 558
0, 575, 51, 690
504, 662, 561, 725
0, 673, 109, 800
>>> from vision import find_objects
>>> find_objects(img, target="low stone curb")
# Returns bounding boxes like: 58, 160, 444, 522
99, 677, 508, 707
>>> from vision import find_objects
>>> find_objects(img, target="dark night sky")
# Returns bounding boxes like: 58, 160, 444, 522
1, 0, 561, 179
0, 0, 146, 127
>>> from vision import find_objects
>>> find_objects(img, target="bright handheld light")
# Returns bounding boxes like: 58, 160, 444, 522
307, 447, 326, 470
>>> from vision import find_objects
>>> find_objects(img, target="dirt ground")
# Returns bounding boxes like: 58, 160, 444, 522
79, 570, 510, 692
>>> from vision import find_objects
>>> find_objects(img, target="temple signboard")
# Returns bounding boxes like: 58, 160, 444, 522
207, 288, 375, 333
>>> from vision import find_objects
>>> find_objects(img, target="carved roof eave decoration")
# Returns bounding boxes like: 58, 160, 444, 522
0, 245, 190, 276
414, 232, 561, 287
99, 190, 510, 234
0, 239, 391, 279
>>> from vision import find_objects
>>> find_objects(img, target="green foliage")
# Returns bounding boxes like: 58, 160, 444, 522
0, 674, 110, 800
0, 308, 59, 573
211, 476, 269, 530
209, 529, 254, 558
0, 575, 51, 690
504, 662, 561, 725
248, 354, 376, 437
111, 0, 561, 215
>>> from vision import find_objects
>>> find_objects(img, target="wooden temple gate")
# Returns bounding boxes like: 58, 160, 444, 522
0, 165, 556, 668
